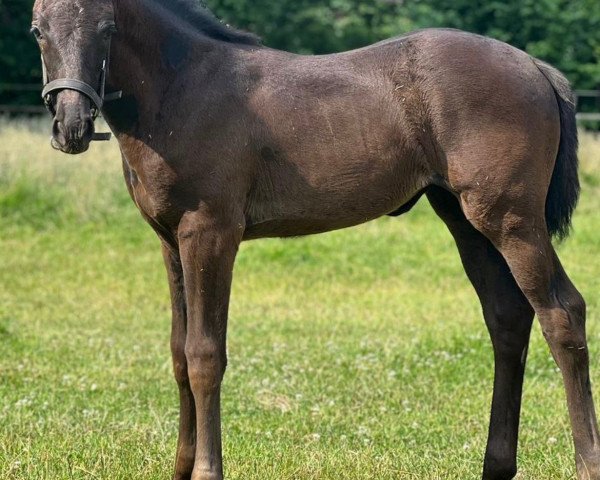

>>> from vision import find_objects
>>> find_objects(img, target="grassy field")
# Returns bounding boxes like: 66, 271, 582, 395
1, 119, 599, 480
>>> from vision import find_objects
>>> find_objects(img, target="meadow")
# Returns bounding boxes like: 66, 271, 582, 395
1, 119, 599, 479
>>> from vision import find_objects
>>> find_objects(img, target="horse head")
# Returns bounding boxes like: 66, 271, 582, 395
32, 0, 118, 154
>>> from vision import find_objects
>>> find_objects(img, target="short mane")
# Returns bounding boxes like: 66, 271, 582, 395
158, 0, 261, 45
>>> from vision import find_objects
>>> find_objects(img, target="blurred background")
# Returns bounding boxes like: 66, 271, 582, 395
1, 0, 600, 121
1, 2, 600, 479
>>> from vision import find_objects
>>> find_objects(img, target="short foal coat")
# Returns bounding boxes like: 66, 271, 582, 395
31, 0, 600, 479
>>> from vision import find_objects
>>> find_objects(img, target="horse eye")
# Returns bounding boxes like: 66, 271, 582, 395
30, 26, 43, 40
100, 23, 117, 37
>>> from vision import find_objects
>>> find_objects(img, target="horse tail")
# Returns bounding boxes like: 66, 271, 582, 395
533, 58, 580, 241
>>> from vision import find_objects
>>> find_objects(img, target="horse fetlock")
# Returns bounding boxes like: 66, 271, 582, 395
174, 470, 193, 480
578, 470, 600, 480
173, 445, 196, 480
483, 451, 517, 480
191, 467, 223, 480
577, 455, 600, 480
482, 467, 517, 480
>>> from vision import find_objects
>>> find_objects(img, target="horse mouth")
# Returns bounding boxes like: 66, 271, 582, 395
51, 136, 90, 154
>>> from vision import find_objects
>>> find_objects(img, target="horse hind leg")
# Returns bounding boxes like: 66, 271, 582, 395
427, 187, 534, 480
460, 183, 600, 480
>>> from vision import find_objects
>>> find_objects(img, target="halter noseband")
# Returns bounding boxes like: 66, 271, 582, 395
41, 38, 122, 142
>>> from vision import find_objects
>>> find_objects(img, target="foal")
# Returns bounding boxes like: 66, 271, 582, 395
31, 0, 599, 478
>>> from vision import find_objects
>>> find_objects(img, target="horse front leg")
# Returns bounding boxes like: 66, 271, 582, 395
162, 243, 197, 480
177, 209, 242, 480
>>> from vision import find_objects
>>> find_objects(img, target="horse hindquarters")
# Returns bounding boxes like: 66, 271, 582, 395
443, 65, 600, 479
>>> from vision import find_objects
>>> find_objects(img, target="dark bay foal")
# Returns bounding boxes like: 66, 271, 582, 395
31, 0, 600, 478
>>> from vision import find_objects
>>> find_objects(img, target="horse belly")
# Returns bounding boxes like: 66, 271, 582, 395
244, 148, 427, 239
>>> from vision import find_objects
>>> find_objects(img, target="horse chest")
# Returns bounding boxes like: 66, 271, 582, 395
122, 155, 180, 231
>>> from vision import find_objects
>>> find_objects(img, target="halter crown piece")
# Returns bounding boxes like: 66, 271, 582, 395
41, 37, 122, 143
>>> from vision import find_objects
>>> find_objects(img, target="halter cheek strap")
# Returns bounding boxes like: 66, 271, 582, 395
41, 38, 122, 142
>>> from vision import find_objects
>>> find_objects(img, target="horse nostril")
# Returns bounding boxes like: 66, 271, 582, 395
53, 119, 67, 142
50, 137, 62, 151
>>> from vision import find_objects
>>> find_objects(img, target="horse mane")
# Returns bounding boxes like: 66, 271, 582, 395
157, 0, 261, 46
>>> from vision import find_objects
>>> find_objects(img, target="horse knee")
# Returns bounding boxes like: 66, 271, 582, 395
185, 341, 226, 392
170, 334, 190, 385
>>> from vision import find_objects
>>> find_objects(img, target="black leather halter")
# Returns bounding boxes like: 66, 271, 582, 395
41, 38, 122, 142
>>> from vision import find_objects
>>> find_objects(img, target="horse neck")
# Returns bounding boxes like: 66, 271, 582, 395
107, 0, 224, 124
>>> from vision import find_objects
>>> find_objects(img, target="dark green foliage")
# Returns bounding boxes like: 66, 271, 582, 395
206, 0, 599, 90
0, 0, 42, 106
205, 0, 421, 54
411, 0, 600, 89
1, 0, 598, 109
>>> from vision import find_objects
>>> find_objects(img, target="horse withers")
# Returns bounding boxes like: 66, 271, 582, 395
31, 0, 600, 479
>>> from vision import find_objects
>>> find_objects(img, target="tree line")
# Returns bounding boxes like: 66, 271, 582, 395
1, 0, 599, 108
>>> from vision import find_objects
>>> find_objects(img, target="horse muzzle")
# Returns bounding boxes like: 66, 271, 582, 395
51, 90, 95, 154
40, 47, 122, 153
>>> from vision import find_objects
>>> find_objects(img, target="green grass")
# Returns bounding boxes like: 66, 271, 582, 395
1, 119, 600, 479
